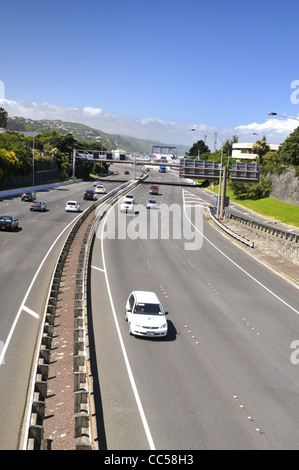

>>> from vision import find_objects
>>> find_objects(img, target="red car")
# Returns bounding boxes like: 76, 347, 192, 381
149, 185, 159, 195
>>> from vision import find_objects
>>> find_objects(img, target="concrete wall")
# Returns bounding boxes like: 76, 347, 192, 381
0, 179, 83, 200
270, 168, 299, 207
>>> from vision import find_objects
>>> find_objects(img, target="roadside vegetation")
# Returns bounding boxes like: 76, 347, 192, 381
187, 127, 299, 227
209, 182, 299, 228
0, 107, 108, 187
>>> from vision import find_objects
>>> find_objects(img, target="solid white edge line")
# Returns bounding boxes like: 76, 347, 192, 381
182, 190, 299, 316
100, 205, 156, 451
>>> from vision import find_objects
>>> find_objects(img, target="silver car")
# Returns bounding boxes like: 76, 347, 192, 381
30, 200, 47, 211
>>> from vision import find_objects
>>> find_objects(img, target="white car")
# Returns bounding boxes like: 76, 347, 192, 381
146, 198, 158, 209
95, 185, 106, 194
65, 200, 80, 212
93, 180, 102, 186
124, 193, 135, 203
125, 291, 168, 337
120, 198, 135, 213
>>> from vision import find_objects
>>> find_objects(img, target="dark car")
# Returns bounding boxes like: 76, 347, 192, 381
30, 200, 47, 211
21, 191, 36, 201
0, 216, 19, 231
83, 190, 96, 201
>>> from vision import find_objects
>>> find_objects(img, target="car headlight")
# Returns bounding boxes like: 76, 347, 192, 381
161, 323, 167, 329
133, 321, 141, 328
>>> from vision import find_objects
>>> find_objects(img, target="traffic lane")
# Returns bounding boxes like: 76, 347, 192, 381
164, 184, 299, 446
0, 181, 111, 449
0, 208, 80, 450
89, 229, 152, 450
0, 179, 112, 218
91, 197, 260, 449
97, 223, 271, 449
94, 190, 299, 449
139, 230, 299, 449
0, 179, 122, 336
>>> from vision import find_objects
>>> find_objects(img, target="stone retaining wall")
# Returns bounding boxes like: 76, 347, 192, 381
226, 214, 299, 266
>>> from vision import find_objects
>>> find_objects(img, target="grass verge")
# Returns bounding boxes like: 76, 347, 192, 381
208, 183, 299, 228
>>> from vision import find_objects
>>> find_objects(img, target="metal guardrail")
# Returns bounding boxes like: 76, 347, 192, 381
208, 208, 255, 248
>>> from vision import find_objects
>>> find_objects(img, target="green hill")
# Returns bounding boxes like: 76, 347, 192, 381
7, 117, 188, 155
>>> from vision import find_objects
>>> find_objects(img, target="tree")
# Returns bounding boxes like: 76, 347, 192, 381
186, 140, 210, 159
252, 136, 270, 166
229, 177, 272, 200
277, 126, 299, 167
53, 132, 83, 154
0, 107, 8, 128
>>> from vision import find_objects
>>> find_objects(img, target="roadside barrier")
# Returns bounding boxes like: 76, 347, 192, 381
208, 208, 255, 248
228, 213, 299, 243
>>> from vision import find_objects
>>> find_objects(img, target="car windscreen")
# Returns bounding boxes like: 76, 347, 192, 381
134, 303, 163, 315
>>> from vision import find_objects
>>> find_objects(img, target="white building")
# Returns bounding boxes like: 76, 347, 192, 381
232, 142, 279, 161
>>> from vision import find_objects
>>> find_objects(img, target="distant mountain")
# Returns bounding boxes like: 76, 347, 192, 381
7, 117, 189, 155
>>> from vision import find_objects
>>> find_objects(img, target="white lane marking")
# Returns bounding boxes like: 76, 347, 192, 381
23, 306, 39, 319
100, 205, 156, 451
182, 191, 299, 316
0, 209, 86, 367
91, 265, 105, 272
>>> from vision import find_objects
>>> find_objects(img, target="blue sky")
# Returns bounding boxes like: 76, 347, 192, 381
1, 0, 299, 150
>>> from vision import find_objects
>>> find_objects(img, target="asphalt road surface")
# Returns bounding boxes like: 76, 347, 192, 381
89, 170, 299, 450
0, 173, 124, 449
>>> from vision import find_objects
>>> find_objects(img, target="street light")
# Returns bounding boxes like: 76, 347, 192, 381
28, 129, 44, 186
268, 112, 299, 122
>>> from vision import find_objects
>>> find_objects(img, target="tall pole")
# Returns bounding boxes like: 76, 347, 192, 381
133, 153, 136, 180
72, 149, 76, 179
216, 145, 223, 219
220, 166, 227, 219
32, 135, 35, 186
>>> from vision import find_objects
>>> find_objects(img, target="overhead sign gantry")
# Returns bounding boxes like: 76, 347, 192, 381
179, 159, 260, 182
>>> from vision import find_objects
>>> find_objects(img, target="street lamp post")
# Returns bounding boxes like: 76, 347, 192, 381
32, 135, 35, 186
268, 112, 299, 122
28, 129, 45, 187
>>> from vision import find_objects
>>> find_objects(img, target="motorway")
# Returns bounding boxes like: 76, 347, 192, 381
0, 173, 125, 450
1, 165, 299, 450
89, 169, 299, 450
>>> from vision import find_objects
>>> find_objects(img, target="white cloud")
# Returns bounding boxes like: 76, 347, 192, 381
236, 117, 299, 144
0, 98, 298, 147
83, 106, 104, 117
